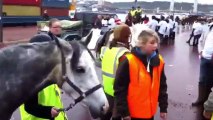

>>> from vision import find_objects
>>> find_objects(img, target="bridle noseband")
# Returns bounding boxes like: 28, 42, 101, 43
53, 36, 102, 112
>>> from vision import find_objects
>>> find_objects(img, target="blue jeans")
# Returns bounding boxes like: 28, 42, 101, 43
199, 57, 213, 87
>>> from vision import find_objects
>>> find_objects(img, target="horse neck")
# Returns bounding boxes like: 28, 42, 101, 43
0, 43, 61, 116
21, 43, 61, 95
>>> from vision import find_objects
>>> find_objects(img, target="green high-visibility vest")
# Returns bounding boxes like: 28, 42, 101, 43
20, 84, 67, 120
101, 47, 129, 96
130, 10, 136, 17
136, 9, 142, 15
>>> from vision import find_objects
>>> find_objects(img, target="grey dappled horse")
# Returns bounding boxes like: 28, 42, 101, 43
0, 32, 109, 120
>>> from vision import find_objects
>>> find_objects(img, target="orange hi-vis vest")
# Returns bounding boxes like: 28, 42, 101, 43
126, 54, 164, 119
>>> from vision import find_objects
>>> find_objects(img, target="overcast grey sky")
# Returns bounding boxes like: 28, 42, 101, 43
105, 0, 213, 4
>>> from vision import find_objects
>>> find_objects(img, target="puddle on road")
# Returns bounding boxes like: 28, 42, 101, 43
169, 99, 188, 109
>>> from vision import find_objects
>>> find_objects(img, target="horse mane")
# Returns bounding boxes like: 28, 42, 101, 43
105, 29, 114, 45
0, 41, 63, 118
69, 40, 82, 70
0, 42, 60, 83
95, 29, 113, 54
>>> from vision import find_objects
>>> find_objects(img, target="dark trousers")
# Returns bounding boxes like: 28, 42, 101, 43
158, 33, 164, 44
132, 117, 154, 120
198, 57, 213, 102
193, 34, 201, 46
164, 35, 169, 43
112, 117, 154, 120
199, 57, 213, 86
188, 29, 195, 42
169, 32, 175, 40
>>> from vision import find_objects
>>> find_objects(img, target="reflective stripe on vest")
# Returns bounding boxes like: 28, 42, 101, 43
20, 84, 67, 120
126, 54, 164, 118
100, 46, 107, 61
101, 47, 129, 96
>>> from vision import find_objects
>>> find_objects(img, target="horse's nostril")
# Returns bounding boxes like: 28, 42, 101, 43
101, 101, 109, 114
101, 106, 104, 111
101, 105, 108, 114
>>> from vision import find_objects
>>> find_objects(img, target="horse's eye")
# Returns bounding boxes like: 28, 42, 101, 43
76, 66, 85, 73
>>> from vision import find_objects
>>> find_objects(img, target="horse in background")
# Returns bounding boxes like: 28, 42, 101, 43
94, 23, 152, 58
0, 32, 109, 120
95, 28, 114, 59
125, 13, 133, 27
180, 15, 207, 26
130, 23, 152, 47
134, 13, 143, 24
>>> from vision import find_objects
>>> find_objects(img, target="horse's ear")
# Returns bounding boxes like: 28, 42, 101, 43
56, 38, 73, 59
81, 30, 93, 46
101, 29, 113, 44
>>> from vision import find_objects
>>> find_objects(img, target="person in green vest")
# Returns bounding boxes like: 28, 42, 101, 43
20, 84, 67, 120
19, 18, 67, 120
136, 6, 142, 16
100, 24, 132, 120
134, 6, 143, 24
129, 6, 136, 18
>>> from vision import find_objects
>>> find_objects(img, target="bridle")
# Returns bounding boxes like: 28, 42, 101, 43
53, 36, 102, 112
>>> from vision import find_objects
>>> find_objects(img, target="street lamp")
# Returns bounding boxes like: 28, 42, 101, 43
170, 0, 175, 16
193, 0, 198, 13
0, 0, 2, 43
135, 0, 137, 7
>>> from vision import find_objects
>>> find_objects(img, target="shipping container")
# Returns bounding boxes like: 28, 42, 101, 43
3, 5, 41, 16
41, 7, 69, 17
3, 0, 41, 6
42, 0, 70, 8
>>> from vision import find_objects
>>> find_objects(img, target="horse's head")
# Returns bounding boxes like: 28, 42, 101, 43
94, 28, 113, 59
87, 28, 101, 50
50, 31, 109, 118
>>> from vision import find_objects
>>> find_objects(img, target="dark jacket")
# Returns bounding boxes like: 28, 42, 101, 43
24, 33, 55, 120
94, 18, 102, 29
113, 47, 168, 118
24, 93, 54, 120
42, 13, 50, 21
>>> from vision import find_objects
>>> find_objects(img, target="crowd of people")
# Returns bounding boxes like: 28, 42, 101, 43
94, 9, 180, 45
17, 6, 213, 120
94, 10, 213, 120
148, 15, 179, 44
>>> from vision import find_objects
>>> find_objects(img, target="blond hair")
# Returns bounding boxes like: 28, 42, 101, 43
135, 29, 159, 47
